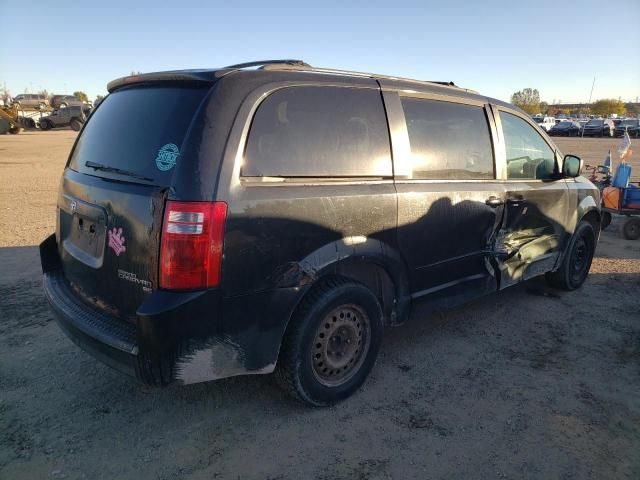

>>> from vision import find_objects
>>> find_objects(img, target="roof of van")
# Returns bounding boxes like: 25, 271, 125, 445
106, 59, 513, 109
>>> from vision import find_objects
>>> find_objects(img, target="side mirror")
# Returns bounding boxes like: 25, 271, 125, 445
563, 154, 582, 178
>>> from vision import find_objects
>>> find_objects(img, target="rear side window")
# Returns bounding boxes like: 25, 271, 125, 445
243, 86, 391, 177
500, 111, 556, 180
400, 98, 494, 180
69, 86, 208, 185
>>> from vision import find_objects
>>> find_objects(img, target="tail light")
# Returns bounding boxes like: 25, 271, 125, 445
159, 201, 227, 290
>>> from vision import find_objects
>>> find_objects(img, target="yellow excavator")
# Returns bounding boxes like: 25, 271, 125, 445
0, 104, 24, 134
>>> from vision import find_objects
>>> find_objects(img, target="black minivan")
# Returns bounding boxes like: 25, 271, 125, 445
40, 60, 600, 406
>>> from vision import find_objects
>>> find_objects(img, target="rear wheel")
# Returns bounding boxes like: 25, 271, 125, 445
601, 211, 612, 230
275, 278, 383, 406
622, 217, 640, 240
8, 125, 22, 134
546, 221, 596, 290
70, 118, 82, 131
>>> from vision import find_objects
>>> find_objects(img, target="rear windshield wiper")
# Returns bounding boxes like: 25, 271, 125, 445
85, 161, 154, 182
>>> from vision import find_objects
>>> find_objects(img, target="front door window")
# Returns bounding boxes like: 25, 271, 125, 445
500, 112, 556, 180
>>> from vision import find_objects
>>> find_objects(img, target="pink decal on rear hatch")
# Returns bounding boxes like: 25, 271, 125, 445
108, 227, 126, 256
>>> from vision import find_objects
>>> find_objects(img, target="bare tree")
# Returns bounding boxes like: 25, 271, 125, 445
510, 88, 541, 115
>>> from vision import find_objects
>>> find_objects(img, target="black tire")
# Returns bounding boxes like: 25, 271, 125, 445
8, 125, 22, 134
0, 118, 10, 135
40, 119, 51, 131
70, 118, 82, 131
622, 217, 640, 240
546, 221, 596, 291
601, 211, 612, 230
275, 277, 383, 406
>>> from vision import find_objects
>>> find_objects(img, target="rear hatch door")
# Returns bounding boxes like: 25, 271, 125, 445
58, 85, 210, 320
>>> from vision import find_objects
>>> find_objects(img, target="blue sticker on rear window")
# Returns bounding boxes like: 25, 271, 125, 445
155, 143, 180, 171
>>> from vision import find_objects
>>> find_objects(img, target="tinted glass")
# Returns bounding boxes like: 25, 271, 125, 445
500, 111, 556, 180
621, 120, 638, 126
243, 86, 391, 177
69, 86, 207, 185
586, 119, 603, 126
401, 98, 494, 179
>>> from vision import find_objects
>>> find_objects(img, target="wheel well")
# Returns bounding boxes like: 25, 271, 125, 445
333, 261, 398, 326
288, 261, 401, 328
581, 210, 601, 240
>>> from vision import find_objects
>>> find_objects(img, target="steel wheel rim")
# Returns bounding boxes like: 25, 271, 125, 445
311, 304, 370, 387
570, 235, 590, 282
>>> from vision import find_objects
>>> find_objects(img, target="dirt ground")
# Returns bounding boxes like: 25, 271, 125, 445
1, 132, 639, 479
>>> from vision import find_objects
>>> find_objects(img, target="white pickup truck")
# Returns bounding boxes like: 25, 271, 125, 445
533, 116, 556, 132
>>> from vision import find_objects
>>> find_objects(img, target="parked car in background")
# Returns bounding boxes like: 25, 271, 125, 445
39, 106, 90, 131
615, 118, 640, 138
582, 118, 614, 137
532, 115, 556, 132
549, 120, 582, 137
40, 61, 601, 406
12, 94, 48, 110
50, 95, 84, 109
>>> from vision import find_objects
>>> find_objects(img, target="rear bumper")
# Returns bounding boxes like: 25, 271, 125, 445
40, 234, 300, 386
43, 270, 139, 378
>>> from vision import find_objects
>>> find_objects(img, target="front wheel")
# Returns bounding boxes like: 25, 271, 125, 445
40, 120, 51, 131
546, 221, 596, 290
275, 278, 383, 406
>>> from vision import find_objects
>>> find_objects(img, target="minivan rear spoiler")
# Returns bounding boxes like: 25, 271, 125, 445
107, 70, 227, 93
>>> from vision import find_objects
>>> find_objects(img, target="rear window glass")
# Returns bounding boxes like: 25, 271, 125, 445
401, 98, 494, 180
243, 86, 391, 177
69, 86, 208, 185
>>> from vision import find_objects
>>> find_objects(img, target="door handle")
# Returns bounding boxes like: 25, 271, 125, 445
485, 196, 504, 208
507, 194, 525, 202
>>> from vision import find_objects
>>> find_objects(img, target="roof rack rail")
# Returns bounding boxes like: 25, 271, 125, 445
223, 61, 470, 93
224, 59, 311, 69
273, 65, 466, 91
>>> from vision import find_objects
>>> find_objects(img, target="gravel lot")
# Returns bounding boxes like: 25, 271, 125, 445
1, 132, 639, 479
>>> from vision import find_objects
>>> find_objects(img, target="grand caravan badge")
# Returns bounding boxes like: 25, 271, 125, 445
155, 143, 180, 171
